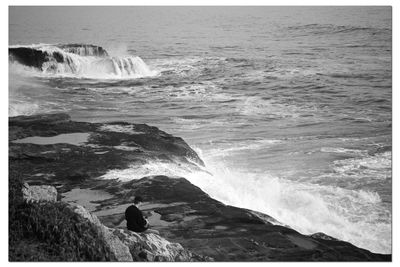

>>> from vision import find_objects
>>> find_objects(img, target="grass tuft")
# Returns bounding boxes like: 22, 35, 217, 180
9, 172, 116, 261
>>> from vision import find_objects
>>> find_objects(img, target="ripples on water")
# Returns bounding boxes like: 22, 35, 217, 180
9, 6, 391, 254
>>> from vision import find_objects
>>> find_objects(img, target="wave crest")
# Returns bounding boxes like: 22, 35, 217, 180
98, 148, 391, 254
9, 43, 157, 79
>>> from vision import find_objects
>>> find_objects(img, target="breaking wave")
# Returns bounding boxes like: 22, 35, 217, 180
9, 43, 157, 79
99, 147, 391, 254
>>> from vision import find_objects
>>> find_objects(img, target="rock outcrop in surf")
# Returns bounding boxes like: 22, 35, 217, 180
57, 44, 109, 57
9, 44, 108, 68
8, 44, 155, 78
8, 113, 392, 261
9, 47, 51, 69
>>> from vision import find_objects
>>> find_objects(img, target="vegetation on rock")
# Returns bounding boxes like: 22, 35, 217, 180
9, 172, 115, 261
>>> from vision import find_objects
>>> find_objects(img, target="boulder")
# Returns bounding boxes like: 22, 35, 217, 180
72, 205, 201, 261
22, 183, 57, 203
112, 229, 201, 261
72, 205, 133, 261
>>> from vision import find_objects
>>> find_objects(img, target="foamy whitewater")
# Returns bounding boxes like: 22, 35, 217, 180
9, 7, 391, 254
9, 44, 157, 79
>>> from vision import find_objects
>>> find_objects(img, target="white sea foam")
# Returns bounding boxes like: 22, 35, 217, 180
165, 83, 217, 100
113, 146, 139, 151
9, 96, 68, 117
10, 44, 158, 79
332, 151, 391, 180
320, 147, 368, 156
99, 147, 391, 254
204, 139, 283, 157
237, 96, 318, 119
157, 82, 235, 104
151, 56, 222, 76
100, 160, 197, 181
99, 124, 145, 134
149, 57, 201, 76
172, 117, 229, 131
9, 101, 41, 117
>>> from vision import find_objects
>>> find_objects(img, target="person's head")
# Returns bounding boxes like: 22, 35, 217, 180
133, 196, 143, 206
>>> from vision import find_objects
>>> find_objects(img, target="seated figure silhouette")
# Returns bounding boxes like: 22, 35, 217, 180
125, 196, 149, 232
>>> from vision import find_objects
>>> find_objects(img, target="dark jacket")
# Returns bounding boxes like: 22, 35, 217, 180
125, 204, 148, 232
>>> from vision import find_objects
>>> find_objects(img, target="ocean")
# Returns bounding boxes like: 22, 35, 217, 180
9, 6, 392, 254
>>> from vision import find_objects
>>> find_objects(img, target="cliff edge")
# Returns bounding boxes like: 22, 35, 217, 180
9, 113, 391, 261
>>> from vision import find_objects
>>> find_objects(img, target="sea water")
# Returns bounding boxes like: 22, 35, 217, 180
9, 6, 391, 254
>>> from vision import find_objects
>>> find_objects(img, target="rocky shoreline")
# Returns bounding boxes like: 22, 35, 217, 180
9, 113, 391, 261
20, 182, 204, 261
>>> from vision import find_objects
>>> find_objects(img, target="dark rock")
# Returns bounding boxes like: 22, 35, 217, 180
9, 47, 65, 70
9, 47, 47, 68
9, 44, 108, 71
9, 113, 71, 126
96, 175, 391, 261
9, 113, 203, 193
9, 113, 391, 262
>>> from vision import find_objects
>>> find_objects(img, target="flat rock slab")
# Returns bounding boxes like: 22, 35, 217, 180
93, 175, 391, 261
9, 113, 203, 193
9, 113, 391, 261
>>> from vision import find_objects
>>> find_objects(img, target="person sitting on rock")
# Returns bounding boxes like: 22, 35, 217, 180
125, 196, 150, 233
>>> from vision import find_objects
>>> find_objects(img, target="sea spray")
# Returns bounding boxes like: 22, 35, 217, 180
9, 44, 158, 79
99, 147, 391, 254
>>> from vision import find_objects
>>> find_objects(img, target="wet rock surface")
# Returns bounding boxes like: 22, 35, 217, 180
9, 44, 108, 70
9, 113, 202, 194
95, 176, 391, 261
9, 113, 391, 261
